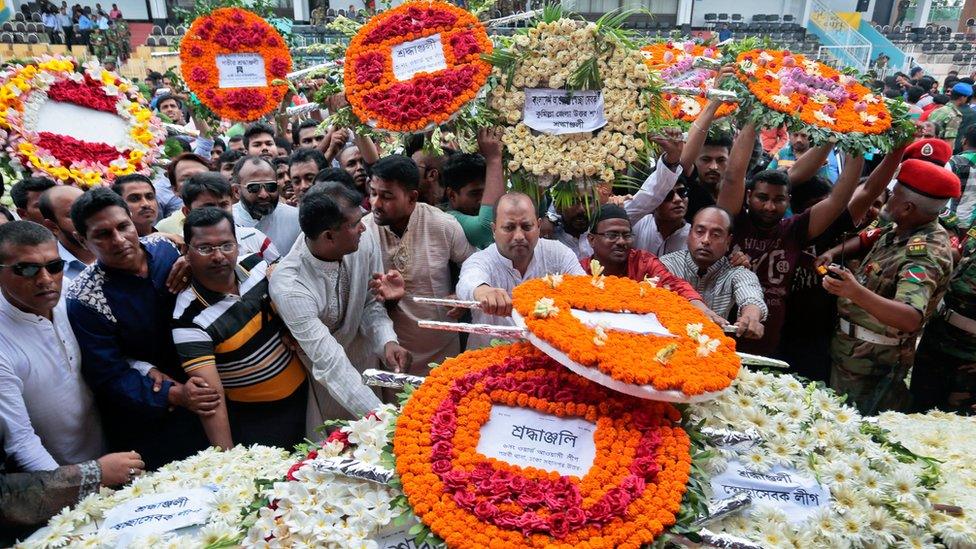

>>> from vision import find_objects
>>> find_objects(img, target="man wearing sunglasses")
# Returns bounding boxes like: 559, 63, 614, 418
231, 156, 300, 254
66, 188, 212, 470
0, 221, 105, 473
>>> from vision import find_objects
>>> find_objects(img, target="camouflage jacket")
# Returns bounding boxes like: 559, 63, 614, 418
840, 219, 954, 338
929, 103, 964, 141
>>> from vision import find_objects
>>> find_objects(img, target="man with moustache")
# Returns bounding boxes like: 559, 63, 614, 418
661, 207, 767, 339
363, 155, 475, 371
458, 192, 586, 349
172, 208, 307, 449
581, 204, 728, 326
289, 148, 329, 205
66, 188, 214, 469
717, 123, 863, 356
111, 174, 159, 237
38, 186, 94, 281
232, 156, 300, 254
272, 182, 410, 430
337, 144, 369, 196
243, 123, 278, 159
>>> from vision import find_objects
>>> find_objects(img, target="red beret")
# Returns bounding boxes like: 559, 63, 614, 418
903, 138, 953, 166
896, 159, 961, 199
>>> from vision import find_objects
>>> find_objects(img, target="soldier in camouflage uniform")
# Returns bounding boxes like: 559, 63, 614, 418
821, 159, 959, 415
89, 28, 108, 61
310, 3, 326, 26
113, 19, 130, 62
911, 226, 976, 413
928, 82, 973, 145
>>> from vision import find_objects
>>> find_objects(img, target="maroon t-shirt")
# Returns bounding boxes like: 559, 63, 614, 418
733, 209, 811, 356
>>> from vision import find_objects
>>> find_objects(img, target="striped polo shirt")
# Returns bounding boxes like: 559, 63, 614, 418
172, 254, 305, 403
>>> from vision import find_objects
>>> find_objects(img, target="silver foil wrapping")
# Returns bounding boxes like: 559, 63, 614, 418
286, 102, 321, 117
362, 369, 425, 389
163, 123, 199, 138
736, 352, 790, 369
701, 427, 763, 449
698, 529, 763, 549
412, 296, 481, 309
673, 529, 762, 549
287, 62, 332, 80
309, 457, 394, 485
693, 493, 752, 527
418, 320, 527, 338
705, 88, 738, 102
692, 56, 724, 70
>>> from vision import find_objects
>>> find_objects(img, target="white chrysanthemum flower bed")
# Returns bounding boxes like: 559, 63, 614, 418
880, 410, 976, 548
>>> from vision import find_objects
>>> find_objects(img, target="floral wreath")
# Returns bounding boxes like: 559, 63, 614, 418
641, 40, 737, 122
488, 12, 666, 191
180, 7, 292, 122
511, 271, 740, 399
728, 48, 914, 153
343, 0, 492, 132
393, 342, 692, 548
0, 57, 164, 187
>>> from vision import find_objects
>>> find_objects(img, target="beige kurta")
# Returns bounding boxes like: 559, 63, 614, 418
363, 202, 476, 373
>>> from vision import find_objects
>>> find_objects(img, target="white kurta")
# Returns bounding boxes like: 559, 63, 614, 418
456, 240, 585, 350
270, 232, 397, 439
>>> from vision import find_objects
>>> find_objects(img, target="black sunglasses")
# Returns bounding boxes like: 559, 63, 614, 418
245, 182, 279, 195
0, 259, 66, 277
664, 187, 689, 201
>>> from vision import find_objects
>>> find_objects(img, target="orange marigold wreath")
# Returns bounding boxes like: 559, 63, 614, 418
642, 41, 737, 122
393, 342, 691, 549
343, 0, 492, 132
179, 7, 292, 122
511, 274, 740, 397
734, 48, 890, 134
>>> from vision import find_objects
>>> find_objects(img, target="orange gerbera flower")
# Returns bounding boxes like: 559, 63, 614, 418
641, 41, 737, 122
343, 0, 491, 132
393, 343, 691, 548
179, 8, 292, 122
734, 48, 891, 134
511, 274, 740, 397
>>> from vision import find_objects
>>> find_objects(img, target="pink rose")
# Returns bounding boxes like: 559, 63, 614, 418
431, 459, 452, 474
453, 489, 476, 508
473, 500, 497, 520
548, 513, 570, 538
565, 507, 586, 527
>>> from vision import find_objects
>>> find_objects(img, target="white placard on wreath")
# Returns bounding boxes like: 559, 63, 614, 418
476, 405, 597, 477
523, 88, 607, 135
216, 53, 268, 88
391, 34, 448, 81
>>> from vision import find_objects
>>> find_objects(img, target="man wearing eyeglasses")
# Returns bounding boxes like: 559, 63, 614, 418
581, 204, 728, 327
231, 156, 301, 254
171, 208, 308, 449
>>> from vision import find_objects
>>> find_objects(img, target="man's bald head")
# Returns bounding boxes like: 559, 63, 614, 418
494, 192, 536, 222
38, 185, 85, 248
692, 206, 734, 232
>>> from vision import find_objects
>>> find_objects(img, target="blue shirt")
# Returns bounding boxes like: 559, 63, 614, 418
67, 234, 183, 415
718, 28, 732, 41
57, 241, 89, 282
77, 15, 93, 30
767, 145, 841, 183
153, 172, 183, 219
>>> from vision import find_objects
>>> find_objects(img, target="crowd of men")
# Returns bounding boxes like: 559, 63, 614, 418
2, 65, 976, 541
